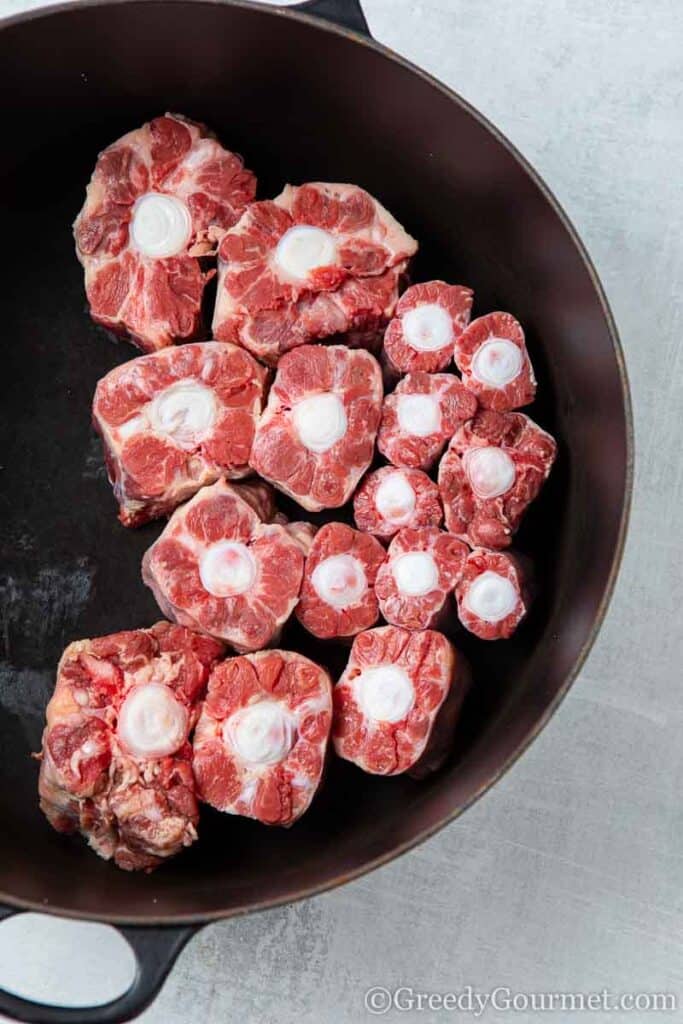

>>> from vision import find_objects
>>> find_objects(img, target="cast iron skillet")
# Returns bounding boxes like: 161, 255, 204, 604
0, 0, 632, 1020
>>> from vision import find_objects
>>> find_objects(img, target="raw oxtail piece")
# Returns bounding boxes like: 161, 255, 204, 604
455, 548, 527, 639
250, 344, 383, 512
438, 408, 557, 549
296, 522, 386, 640
452, 312, 536, 411
93, 342, 268, 527
142, 479, 304, 651
375, 527, 468, 630
38, 622, 223, 871
382, 281, 473, 374
74, 113, 256, 353
212, 182, 418, 365
333, 626, 469, 777
377, 372, 477, 471
353, 466, 443, 540
193, 650, 333, 825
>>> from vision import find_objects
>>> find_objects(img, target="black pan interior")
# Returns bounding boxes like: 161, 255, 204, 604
0, 0, 630, 922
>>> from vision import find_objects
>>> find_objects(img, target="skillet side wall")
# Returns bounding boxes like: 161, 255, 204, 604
0, 1, 629, 921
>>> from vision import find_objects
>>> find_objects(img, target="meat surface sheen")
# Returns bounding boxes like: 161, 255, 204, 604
455, 548, 528, 640
332, 625, 468, 776
377, 371, 477, 471
142, 479, 305, 652
250, 344, 383, 512
374, 527, 468, 630
93, 342, 268, 526
353, 466, 443, 540
382, 280, 473, 375
438, 407, 557, 549
193, 650, 332, 825
452, 312, 536, 411
74, 113, 256, 352
212, 182, 417, 365
38, 621, 223, 871
296, 522, 386, 640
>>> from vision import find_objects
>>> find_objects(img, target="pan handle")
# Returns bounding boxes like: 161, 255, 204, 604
0, 907, 197, 1024
290, 0, 371, 37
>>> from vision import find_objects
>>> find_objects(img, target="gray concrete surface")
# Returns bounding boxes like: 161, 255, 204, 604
0, 0, 681, 1021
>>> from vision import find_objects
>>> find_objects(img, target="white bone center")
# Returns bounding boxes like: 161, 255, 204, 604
224, 701, 296, 765
292, 392, 348, 453
392, 551, 439, 596
397, 393, 441, 437
471, 339, 523, 387
402, 303, 453, 352
148, 380, 218, 449
117, 683, 188, 759
275, 225, 337, 280
463, 570, 518, 622
464, 446, 516, 499
375, 471, 417, 525
354, 665, 415, 723
199, 541, 256, 597
129, 192, 192, 259
311, 554, 367, 609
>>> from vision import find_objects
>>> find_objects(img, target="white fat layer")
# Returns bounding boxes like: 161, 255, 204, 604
464, 571, 518, 622
117, 683, 188, 759
199, 541, 256, 597
397, 393, 441, 437
375, 472, 417, 524
392, 551, 439, 596
311, 554, 367, 609
275, 225, 337, 280
354, 665, 415, 723
117, 414, 146, 440
402, 303, 453, 352
292, 393, 347, 453
148, 380, 218, 449
181, 139, 214, 171
224, 701, 295, 766
464, 446, 516, 499
130, 193, 192, 259
471, 339, 523, 387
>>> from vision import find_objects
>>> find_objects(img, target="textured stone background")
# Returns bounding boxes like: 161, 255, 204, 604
0, 1, 681, 1022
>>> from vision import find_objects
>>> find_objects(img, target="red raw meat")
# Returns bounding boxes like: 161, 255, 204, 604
452, 311, 536, 410
438, 407, 557, 549
250, 344, 383, 511
193, 650, 332, 825
375, 527, 468, 630
332, 626, 469, 776
212, 182, 417, 365
455, 548, 527, 639
377, 371, 477, 471
142, 479, 304, 651
38, 621, 223, 871
296, 522, 386, 640
74, 113, 256, 352
230, 481, 317, 552
382, 281, 473, 374
353, 465, 443, 540
93, 342, 268, 526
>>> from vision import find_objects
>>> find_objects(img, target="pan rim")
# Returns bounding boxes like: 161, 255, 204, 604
0, 0, 634, 925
